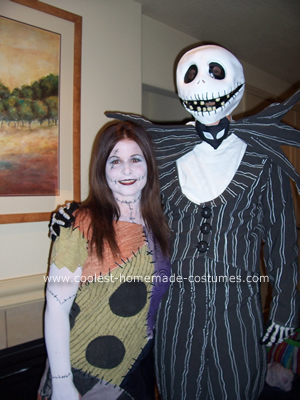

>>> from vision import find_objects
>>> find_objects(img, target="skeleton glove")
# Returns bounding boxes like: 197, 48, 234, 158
49, 202, 80, 241
260, 320, 295, 347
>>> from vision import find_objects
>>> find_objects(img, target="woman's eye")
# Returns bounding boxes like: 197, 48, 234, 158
131, 158, 141, 163
111, 159, 120, 165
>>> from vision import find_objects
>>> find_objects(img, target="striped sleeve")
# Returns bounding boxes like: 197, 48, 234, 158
261, 161, 300, 327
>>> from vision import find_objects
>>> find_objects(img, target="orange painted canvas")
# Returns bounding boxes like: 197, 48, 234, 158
0, 16, 60, 196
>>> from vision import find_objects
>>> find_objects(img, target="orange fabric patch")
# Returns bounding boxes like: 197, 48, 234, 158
74, 212, 146, 279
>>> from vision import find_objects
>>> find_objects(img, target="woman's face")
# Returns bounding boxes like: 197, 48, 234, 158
105, 139, 147, 201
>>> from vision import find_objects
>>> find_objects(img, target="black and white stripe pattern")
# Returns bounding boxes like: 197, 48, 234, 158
106, 92, 300, 399
153, 146, 298, 399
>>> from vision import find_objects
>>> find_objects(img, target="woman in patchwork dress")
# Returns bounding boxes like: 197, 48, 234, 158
38, 121, 170, 400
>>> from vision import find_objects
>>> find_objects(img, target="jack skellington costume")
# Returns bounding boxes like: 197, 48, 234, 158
108, 45, 300, 400
51, 45, 300, 399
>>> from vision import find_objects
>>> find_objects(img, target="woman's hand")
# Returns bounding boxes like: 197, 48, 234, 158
51, 376, 81, 400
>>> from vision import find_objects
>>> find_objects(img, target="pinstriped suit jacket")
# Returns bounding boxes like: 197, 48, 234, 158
150, 127, 299, 328
106, 92, 300, 328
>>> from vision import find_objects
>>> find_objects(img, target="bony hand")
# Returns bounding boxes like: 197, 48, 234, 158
49, 202, 80, 241
260, 320, 295, 347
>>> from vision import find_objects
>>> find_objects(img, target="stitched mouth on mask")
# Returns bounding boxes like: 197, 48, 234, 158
181, 84, 244, 113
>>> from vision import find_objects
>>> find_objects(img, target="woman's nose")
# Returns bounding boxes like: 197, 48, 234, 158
122, 161, 131, 175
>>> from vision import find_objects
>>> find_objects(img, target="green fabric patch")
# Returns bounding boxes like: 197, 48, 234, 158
51, 227, 88, 273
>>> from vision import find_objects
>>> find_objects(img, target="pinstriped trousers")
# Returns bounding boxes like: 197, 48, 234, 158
155, 261, 267, 400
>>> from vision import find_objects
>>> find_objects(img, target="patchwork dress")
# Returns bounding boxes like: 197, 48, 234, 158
39, 216, 170, 400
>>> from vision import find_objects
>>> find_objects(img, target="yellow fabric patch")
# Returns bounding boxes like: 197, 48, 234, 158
70, 243, 153, 385
51, 227, 88, 273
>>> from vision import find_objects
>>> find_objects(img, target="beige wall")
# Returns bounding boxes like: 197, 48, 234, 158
0, 0, 142, 347
1, 0, 298, 348
0, 0, 142, 281
141, 16, 293, 122
142, 15, 293, 96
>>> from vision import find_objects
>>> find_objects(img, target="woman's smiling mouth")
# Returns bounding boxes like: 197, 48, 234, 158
118, 179, 137, 185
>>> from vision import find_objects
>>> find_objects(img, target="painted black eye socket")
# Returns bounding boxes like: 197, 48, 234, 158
209, 62, 225, 80
184, 64, 198, 83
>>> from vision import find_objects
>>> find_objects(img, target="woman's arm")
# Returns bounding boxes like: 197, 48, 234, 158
44, 263, 82, 400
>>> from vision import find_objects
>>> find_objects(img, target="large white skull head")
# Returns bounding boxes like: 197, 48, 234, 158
176, 45, 245, 125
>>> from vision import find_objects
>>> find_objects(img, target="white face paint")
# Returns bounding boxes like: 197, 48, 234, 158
105, 139, 147, 202
176, 45, 245, 124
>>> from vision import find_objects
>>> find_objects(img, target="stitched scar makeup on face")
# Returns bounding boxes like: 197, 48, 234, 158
105, 139, 148, 200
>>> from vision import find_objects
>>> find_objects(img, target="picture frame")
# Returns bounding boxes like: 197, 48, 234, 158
0, 0, 82, 224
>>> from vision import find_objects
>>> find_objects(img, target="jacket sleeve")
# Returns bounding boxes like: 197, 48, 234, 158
105, 111, 201, 165
261, 160, 300, 328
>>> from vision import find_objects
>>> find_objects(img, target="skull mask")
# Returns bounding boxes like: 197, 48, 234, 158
176, 45, 245, 125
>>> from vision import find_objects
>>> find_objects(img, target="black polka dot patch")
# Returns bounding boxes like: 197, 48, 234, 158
109, 281, 147, 317
69, 301, 80, 330
86, 335, 125, 369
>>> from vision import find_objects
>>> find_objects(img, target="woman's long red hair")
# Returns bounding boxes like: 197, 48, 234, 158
78, 120, 169, 260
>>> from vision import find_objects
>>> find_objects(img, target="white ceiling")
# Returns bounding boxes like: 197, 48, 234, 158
134, 0, 300, 88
